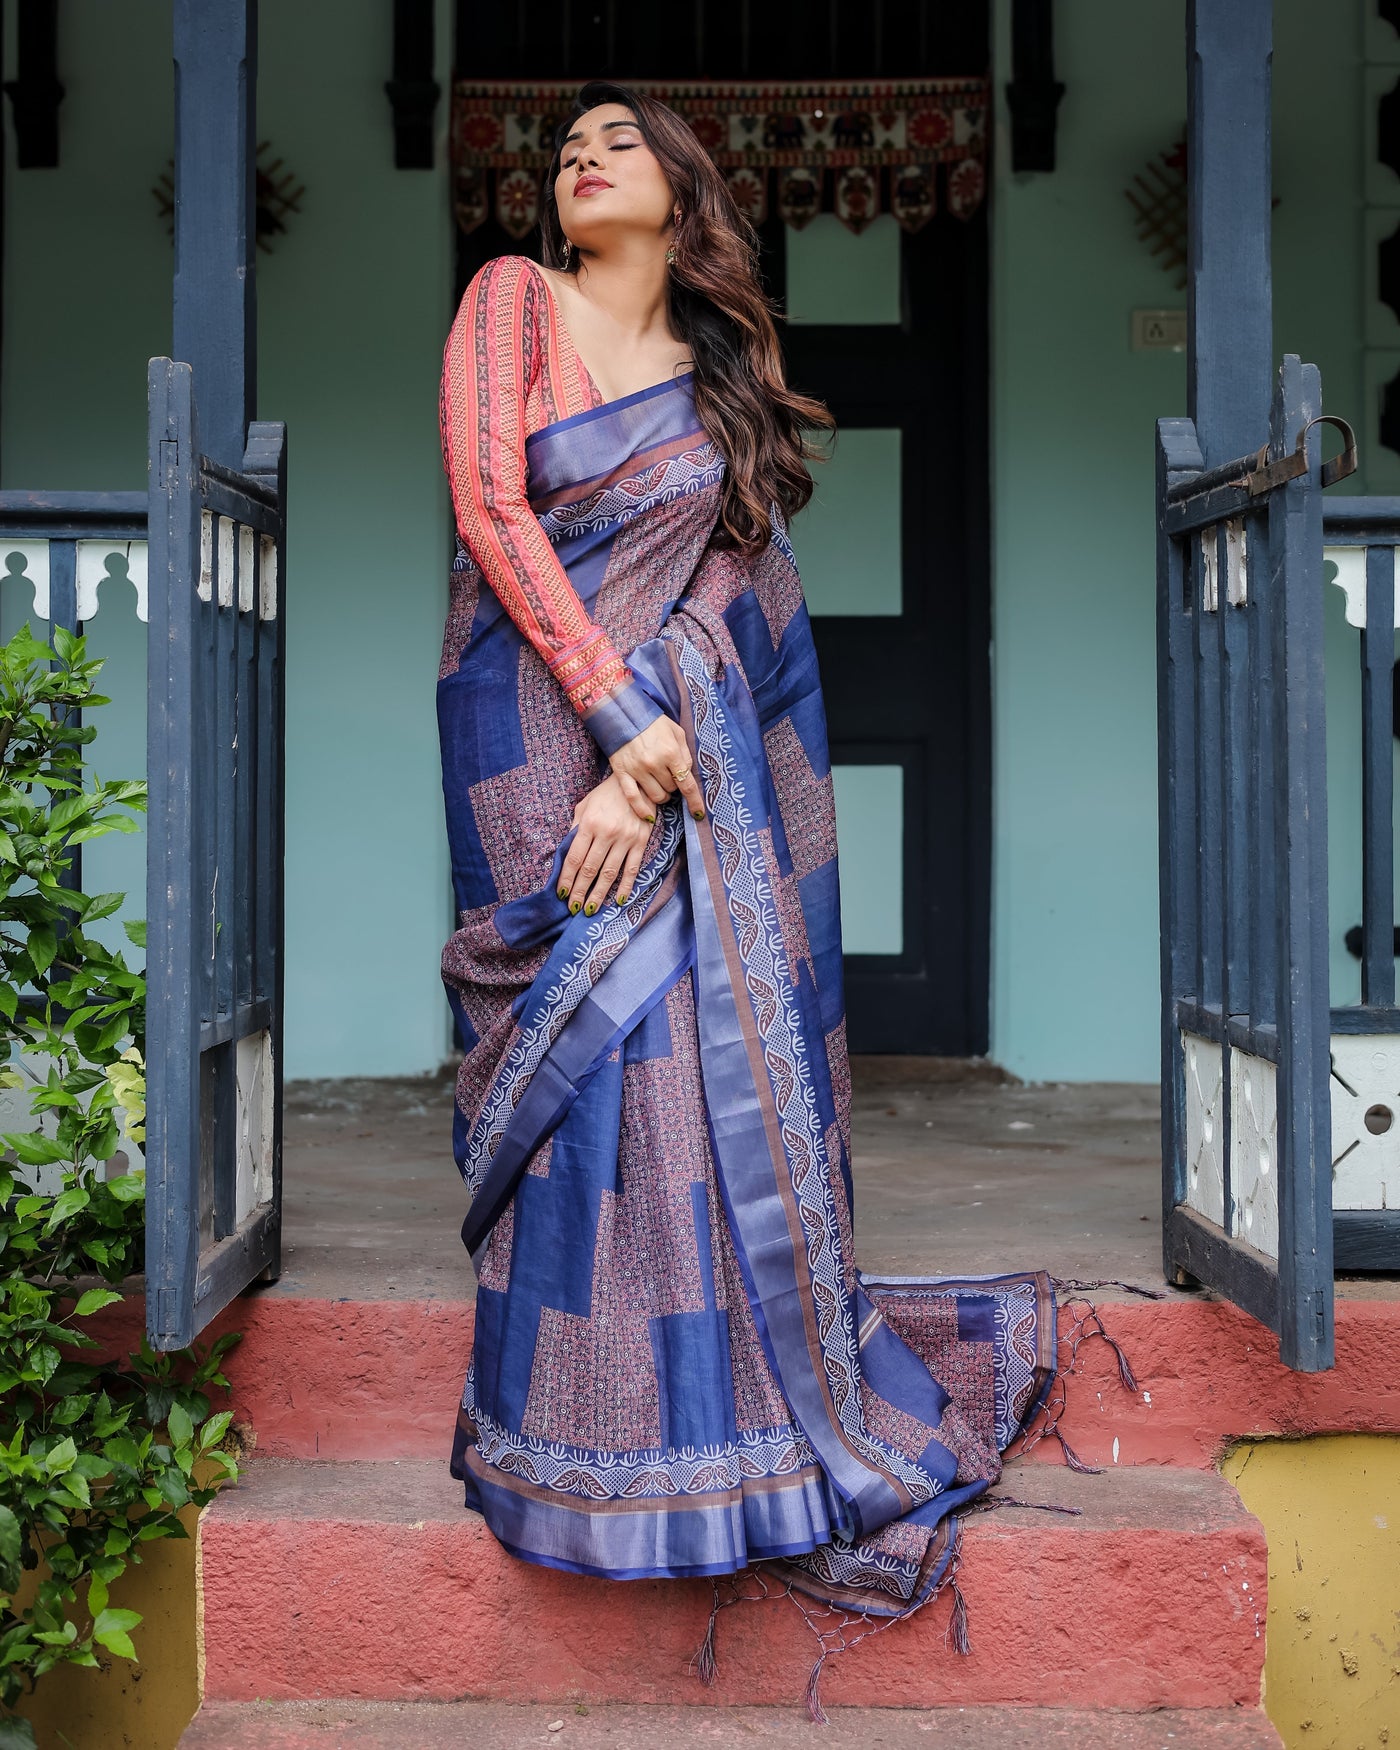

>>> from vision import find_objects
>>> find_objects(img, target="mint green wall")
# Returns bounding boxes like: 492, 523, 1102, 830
256, 1, 454, 1079
988, 0, 1367, 1082
989, 0, 1184, 1082
2, 0, 455, 1080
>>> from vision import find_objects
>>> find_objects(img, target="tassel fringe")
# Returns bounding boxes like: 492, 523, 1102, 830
804, 1651, 830, 1724
939, 1531, 972, 1657
690, 1580, 720, 1687
1001, 1282, 1146, 1479
1054, 1426, 1100, 1474
944, 1572, 971, 1656
976, 1492, 1083, 1517
685, 1286, 1145, 1718
1052, 1276, 1167, 1302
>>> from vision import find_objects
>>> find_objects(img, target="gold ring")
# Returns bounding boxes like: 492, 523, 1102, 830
672, 765, 692, 783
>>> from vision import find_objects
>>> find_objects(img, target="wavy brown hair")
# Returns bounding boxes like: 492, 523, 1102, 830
540, 81, 833, 554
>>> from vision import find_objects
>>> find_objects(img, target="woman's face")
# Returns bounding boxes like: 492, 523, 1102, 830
554, 103, 677, 256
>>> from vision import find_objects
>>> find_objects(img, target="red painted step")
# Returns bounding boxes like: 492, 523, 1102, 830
180, 1698, 1284, 1749
84, 1289, 1400, 1469
199, 1458, 1266, 1712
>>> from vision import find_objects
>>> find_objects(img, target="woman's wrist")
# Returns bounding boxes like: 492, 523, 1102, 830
581, 674, 666, 756
608, 718, 706, 822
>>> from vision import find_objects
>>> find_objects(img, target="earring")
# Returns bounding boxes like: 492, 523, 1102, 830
665, 243, 677, 266
563, 239, 578, 270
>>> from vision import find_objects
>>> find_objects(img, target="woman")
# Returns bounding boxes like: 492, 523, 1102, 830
437, 80, 1056, 1678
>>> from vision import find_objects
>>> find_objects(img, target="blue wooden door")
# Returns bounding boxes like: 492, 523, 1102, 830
1157, 358, 1348, 1371
144, 358, 288, 1350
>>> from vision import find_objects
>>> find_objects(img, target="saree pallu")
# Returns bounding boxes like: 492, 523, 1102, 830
436, 372, 1057, 1621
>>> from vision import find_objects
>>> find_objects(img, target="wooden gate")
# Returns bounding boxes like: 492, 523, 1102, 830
1157, 358, 1352, 1371
1158, 0, 1400, 1369
144, 359, 287, 1349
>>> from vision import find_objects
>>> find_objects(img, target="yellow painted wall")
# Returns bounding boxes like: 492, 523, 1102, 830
11, 1506, 201, 1750
1223, 1436, 1400, 1749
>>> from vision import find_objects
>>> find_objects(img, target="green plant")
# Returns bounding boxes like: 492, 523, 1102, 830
0, 623, 240, 1747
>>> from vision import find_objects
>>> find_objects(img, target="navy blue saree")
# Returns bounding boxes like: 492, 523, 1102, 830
436, 363, 1057, 1632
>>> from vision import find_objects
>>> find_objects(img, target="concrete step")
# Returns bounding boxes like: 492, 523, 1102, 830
199, 1458, 1266, 1712
179, 1698, 1285, 1749
84, 1288, 1400, 1469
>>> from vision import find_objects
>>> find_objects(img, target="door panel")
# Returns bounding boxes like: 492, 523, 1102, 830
780, 214, 990, 1053
786, 215, 903, 327
832, 763, 904, 954
791, 426, 903, 617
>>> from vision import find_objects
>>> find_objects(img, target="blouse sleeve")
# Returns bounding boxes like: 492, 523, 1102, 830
439, 255, 663, 755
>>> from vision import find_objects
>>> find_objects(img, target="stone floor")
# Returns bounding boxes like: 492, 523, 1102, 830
181, 1699, 1284, 1749
269, 1061, 1398, 1306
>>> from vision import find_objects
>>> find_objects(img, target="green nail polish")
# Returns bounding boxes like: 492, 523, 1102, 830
692, 809, 706, 821
557, 885, 569, 901
570, 900, 581, 915
584, 901, 597, 916
617, 892, 631, 905
645, 814, 656, 824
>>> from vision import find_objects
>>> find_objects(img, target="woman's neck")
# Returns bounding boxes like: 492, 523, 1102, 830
571, 240, 674, 340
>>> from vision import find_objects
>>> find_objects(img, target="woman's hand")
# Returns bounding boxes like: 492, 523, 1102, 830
609, 716, 705, 823
559, 773, 655, 915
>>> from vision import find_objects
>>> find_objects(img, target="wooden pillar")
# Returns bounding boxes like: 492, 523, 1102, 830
386, 0, 441, 169
1187, 0, 1273, 467
172, 0, 256, 471
1006, 0, 1065, 174
3, 1, 65, 170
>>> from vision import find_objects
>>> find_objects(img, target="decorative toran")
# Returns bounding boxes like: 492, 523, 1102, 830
451, 79, 989, 239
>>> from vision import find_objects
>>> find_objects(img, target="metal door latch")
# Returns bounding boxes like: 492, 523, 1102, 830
1245, 414, 1358, 496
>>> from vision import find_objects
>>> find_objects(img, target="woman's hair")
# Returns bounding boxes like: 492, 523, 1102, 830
540, 81, 833, 554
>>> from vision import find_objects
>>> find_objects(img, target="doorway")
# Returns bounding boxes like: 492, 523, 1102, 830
452, 0, 991, 1054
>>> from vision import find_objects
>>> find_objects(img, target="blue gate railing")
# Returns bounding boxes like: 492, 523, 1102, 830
146, 357, 287, 1349
1157, 357, 1342, 1371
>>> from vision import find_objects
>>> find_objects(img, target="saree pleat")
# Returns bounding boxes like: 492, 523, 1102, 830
438, 325, 1056, 1615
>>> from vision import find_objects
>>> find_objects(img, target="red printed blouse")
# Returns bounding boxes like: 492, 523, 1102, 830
439, 254, 636, 719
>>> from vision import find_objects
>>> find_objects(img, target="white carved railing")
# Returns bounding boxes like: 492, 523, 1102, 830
1321, 507, 1400, 1261
1, 539, 149, 622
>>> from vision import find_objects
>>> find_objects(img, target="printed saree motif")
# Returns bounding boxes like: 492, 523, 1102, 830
437, 359, 1056, 1618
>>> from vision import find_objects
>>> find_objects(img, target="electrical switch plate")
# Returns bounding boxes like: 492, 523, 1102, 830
1132, 308, 1188, 351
